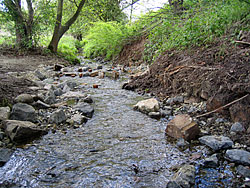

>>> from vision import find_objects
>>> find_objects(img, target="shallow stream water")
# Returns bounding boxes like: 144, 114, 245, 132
0, 61, 235, 187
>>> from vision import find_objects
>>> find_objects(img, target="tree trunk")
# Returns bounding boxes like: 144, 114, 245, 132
4, 0, 34, 48
48, 0, 86, 53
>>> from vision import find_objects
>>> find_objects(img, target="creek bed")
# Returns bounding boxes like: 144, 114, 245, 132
0, 62, 236, 187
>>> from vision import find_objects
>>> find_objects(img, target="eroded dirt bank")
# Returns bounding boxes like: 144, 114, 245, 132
122, 35, 250, 146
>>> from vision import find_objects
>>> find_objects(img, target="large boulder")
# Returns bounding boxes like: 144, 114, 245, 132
74, 102, 94, 118
10, 103, 37, 123
167, 165, 196, 188
0, 107, 10, 121
199, 135, 233, 151
166, 114, 200, 141
133, 98, 160, 114
49, 109, 67, 125
14, 94, 34, 104
0, 120, 47, 144
225, 149, 250, 166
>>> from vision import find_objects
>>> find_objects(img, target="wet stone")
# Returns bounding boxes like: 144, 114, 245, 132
74, 102, 94, 118
0, 148, 13, 167
225, 149, 250, 166
35, 70, 46, 81
167, 165, 195, 188
237, 165, 250, 178
199, 135, 233, 151
230, 122, 245, 133
148, 112, 161, 119
204, 154, 218, 168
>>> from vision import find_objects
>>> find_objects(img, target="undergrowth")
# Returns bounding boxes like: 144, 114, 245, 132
82, 21, 134, 60
143, 0, 250, 62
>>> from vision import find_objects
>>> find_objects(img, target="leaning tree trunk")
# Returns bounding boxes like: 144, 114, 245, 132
4, 0, 34, 48
48, 0, 86, 53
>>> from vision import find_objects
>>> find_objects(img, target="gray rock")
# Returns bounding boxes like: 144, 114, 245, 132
230, 122, 245, 133
148, 112, 161, 119
79, 96, 93, 104
237, 165, 250, 178
215, 118, 226, 123
225, 149, 250, 165
0, 148, 13, 167
65, 80, 77, 89
161, 109, 172, 117
0, 131, 5, 140
204, 154, 218, 168
54, 88, 63, 96
0, 107, 10, 121
74, 102, 94, 118
167, 165, 195, 188
49, 109, 66, 125
33, 100, 50, 109
1, 120, 47, 143
44, 90, 56, 104
35, 70, 46, 80
10, 103, 37, 123
165, 96, 184, 105
176, 138, 189, 148
199, 135, 233, 151
62, 84, 71, 93
14, 94, 34, 104
71, 114, 88, 125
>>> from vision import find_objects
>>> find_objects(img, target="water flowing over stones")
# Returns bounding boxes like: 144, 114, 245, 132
0, 59, 245, 187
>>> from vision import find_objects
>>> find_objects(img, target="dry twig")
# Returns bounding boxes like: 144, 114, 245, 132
196, 94, 249, 118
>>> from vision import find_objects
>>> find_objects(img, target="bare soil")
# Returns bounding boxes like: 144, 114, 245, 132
0, 47, 68, 105
122, 34, 250, 146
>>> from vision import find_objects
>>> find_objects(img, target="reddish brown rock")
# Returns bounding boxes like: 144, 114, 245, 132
206, 94, 229, 115
90, 71, 99, 77
229, 103, 250, 123
166, 114, 200, 141
93, 84, 99, 88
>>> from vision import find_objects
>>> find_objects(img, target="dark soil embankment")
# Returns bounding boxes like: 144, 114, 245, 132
122, 34, 250, 145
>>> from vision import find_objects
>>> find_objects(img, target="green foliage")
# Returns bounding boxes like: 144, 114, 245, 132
82, 21, 133, 60
141, 0, 250, 62
57, 36, 80, 64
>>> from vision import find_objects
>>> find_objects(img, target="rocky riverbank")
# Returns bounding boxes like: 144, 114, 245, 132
0, 54, 249, 187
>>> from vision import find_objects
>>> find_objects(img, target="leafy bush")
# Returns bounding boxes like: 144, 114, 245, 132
82, 21, 134, 60
40, 35, 80, 64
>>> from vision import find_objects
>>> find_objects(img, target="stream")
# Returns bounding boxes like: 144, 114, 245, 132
0, 60, 236, 187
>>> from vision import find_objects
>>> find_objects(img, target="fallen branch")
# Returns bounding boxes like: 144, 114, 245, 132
235, 41, 250, 46
196, 94, 249, 118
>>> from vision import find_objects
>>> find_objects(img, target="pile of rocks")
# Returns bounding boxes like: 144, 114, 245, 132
134, 96, 250, 187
